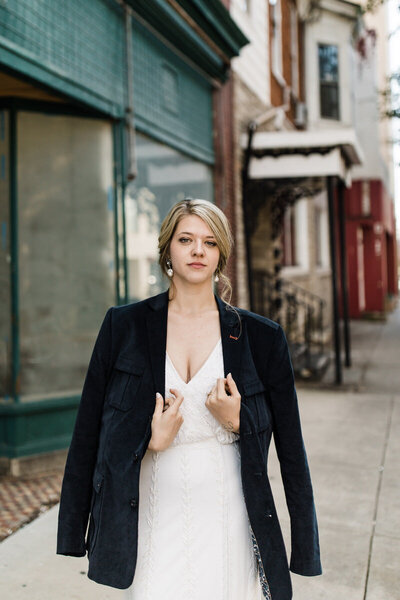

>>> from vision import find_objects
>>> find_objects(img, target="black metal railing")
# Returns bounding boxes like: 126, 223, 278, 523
253, 270, 328, 378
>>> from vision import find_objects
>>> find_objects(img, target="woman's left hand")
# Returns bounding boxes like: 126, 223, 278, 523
205, 372, 241, 433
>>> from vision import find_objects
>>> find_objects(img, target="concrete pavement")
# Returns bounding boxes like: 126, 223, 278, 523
270, 304, 400, 599
1, 306, 399, 599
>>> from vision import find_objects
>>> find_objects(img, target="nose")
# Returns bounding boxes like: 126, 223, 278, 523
192, 240, 204, 256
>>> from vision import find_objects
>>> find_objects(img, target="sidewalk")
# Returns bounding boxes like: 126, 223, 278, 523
1, 305, 399, 599
278, 303, 400, 599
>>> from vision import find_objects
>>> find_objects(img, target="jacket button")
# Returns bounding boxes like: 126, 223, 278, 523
133, 453, 139, 462
130, 498, 138, 509
266, 512, 272, 518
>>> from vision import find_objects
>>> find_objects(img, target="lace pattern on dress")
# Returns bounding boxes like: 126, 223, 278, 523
180, 445, 197, 597
166, 339, 240, 447
141, 451, 160, 599
165, 339, 270, 599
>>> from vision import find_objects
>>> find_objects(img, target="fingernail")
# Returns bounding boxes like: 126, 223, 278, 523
228, 372, 232, 378
156, 392, 161, 398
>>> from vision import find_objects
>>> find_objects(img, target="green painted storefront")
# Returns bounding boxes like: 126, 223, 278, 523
0, 0, 248, 468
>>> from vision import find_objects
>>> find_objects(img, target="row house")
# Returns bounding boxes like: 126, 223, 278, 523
345, 3, 398, 318
228, 0, 397, 383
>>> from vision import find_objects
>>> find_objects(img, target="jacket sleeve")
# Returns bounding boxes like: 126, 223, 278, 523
56, 307, 113, 557
264, 324, 322, 576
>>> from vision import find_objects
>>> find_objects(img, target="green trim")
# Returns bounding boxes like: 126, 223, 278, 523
112, 122, 122, 305
0, 396, 80, 458
0, 395, 80, 415
4, 435, 72, 458
0, 96, 109, 119
135, 116, 214, 165
9, 108, 19, 403
176, 0, 249, 56
0, 43, 123, 118
130, 0, 228, 80
120, 124, 129, 305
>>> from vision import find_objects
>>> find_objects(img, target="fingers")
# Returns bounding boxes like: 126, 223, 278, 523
216, 377, 225, 397
167, 388, 185, 410
154, 392, 164, 415
226, 372, 239, 392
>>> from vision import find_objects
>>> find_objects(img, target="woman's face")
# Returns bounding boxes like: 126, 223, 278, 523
168, 214, 220, 285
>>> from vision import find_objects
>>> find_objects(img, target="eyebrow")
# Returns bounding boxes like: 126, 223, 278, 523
177, 231, 216, 239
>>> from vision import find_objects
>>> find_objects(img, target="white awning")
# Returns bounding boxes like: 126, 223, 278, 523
241, 128, 364, 185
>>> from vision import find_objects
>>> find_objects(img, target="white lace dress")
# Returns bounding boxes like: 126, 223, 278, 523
123, 337, 264, 600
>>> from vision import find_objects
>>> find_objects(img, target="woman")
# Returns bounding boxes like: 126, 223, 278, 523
57, 198, 322, 600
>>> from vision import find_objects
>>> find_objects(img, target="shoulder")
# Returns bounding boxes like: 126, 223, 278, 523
109, 297, 149, 317
103, 294, 157, 328
230, 304, 280, 334
220, 301, 284, 349
239, 307, 279, 331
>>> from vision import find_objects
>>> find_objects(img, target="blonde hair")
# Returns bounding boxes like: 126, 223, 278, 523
158, 198, 241, 332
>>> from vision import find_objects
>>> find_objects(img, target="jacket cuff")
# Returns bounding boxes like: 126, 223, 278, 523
56, 547, 86, 557
289, 556, 322, 576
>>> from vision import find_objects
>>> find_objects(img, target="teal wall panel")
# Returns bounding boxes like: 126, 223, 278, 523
0, 0, 125, 116
0, 397, 79, 458
132, 18, 214, 163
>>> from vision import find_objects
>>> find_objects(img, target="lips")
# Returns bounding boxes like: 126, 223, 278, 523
188, 263, 206, 267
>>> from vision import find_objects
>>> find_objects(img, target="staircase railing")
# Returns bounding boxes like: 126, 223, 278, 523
253, 270, 327, 375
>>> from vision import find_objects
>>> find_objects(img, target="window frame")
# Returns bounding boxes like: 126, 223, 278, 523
318, 43, 340, 120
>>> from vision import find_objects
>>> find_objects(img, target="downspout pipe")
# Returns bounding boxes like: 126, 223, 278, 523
327, 175, 342, 385
124, 3, 137, 182
242, 121, 257, 311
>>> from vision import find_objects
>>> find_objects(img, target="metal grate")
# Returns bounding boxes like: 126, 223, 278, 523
132, 17, 214, 163
0, 0, 125, 108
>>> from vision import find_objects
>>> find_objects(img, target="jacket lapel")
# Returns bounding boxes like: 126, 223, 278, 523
145, 289, 244, 398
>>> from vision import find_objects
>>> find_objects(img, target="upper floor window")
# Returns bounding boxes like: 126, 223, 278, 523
318, 44, 340, 120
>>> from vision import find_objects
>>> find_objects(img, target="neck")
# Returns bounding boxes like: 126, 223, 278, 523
168, 283, 217, 315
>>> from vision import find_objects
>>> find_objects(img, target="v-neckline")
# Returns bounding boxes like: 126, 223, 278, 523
166, 337, 222, 386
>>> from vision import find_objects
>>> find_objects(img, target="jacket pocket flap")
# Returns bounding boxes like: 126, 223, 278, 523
92, 468, 104, 494
114, 354, 145, 375
243, 378, 266, 396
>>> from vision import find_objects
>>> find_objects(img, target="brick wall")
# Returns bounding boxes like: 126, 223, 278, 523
213, 75, 238, 305
269, 0, 303, 124
232, 73, 275, 309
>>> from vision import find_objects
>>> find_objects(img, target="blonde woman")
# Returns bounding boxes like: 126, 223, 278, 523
57, 198, 321, 600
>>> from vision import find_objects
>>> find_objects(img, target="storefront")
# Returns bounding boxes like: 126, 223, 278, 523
0, 0, 248, 472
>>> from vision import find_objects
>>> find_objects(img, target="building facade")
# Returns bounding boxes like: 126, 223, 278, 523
230, 0, 365, 382
0, 0, 248, 473
344, 5, 398, 318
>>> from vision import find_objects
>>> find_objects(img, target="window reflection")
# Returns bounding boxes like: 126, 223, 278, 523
125, 133, 214, 302
318, 44, 340, 120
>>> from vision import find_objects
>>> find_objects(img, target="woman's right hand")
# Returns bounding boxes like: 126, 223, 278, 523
148, 388, 184, 452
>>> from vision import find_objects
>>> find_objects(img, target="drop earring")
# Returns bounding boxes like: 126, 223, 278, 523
166, 259, 173, 277
214, 271, 219, 282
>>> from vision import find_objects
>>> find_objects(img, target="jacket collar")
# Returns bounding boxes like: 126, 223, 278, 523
145, 289, 244, 396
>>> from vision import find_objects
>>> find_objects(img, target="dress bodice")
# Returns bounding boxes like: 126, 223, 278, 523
165, 338, 240, 447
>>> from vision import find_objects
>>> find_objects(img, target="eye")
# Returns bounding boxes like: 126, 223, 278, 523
178, 237, 217, 247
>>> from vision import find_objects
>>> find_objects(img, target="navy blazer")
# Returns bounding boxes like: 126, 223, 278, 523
56, 289, 322, 600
